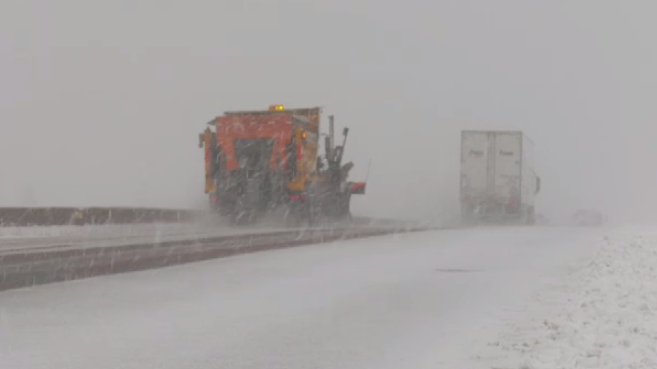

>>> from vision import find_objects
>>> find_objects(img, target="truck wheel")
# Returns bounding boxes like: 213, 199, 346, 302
342, 193, 352, 220
461, 204, 476, 226
525, 206, 536, 226
283, 208, 298, 228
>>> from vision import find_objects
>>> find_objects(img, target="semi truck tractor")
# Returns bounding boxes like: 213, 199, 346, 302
460, 130, 541, 225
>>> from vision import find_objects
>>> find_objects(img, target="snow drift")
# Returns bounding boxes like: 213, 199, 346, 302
483, 227, 657, 368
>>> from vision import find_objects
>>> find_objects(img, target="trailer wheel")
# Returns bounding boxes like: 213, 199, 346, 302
341, 193, 352, 219
525, 206, 536, 226
460, 204, 476, 226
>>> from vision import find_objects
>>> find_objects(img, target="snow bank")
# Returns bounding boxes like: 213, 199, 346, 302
482, 227, 657, 368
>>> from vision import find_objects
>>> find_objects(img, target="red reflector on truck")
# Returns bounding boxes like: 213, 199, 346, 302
351, 182, 366, 194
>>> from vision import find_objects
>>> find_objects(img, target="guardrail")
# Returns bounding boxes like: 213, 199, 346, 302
0, 225, 442, 292
0, 207, 205, 227
0, 207, 433, 228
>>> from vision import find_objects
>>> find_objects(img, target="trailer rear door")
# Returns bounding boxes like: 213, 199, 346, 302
460, 131, 491, 200
493, 132, 522, 202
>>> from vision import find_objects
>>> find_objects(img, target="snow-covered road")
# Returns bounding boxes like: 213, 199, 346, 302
479, 227, 657, 368
0, 227, 606, 369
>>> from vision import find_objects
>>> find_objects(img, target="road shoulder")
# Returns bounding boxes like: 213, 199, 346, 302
477, 227, 657, 368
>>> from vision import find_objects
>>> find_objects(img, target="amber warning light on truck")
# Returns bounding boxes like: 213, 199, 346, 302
269, 105, 285, 111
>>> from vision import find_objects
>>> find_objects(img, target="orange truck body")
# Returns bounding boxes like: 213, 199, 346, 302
199, 105, 364, 224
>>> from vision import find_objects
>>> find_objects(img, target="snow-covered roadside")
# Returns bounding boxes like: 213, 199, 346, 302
479, 227, 657, 369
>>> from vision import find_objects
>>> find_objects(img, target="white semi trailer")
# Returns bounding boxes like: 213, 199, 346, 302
460, 131, 541, 225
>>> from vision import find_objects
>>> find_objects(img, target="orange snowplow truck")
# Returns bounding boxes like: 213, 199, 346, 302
199, 105, 366, 225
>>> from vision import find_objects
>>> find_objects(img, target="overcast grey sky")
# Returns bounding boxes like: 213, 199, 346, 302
0, 0, 654, 222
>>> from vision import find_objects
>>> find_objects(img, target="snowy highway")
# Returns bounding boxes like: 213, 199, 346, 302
0, 226, 609, 368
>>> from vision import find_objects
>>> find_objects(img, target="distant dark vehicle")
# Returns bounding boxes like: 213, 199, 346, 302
572, 209, 606, 227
